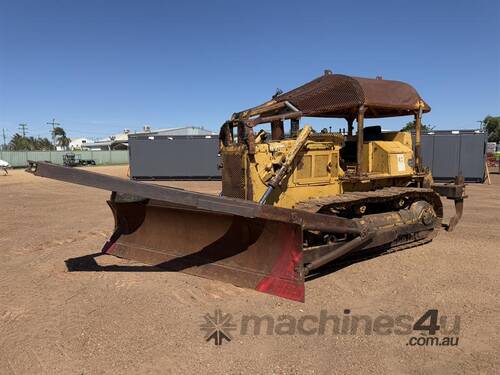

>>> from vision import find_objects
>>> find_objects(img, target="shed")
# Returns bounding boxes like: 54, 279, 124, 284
415, 130, 487, 182
128, 134, 220, 180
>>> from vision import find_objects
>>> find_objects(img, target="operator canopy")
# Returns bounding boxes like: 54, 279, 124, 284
235, 72, 430, 121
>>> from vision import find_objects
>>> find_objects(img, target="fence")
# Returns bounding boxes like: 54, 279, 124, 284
0, 150, 129, 167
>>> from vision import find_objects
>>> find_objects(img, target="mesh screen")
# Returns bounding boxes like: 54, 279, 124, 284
273, 73, 429, 118
275, 74, 364, 116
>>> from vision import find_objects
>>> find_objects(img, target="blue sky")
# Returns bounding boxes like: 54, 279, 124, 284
0, 0, 499, 140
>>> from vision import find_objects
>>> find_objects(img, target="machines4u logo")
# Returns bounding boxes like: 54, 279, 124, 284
200, 310, 237, 346
200, 309, 460, 347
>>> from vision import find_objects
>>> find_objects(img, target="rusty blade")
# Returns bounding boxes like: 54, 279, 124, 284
30, 161, 361, 234
105, 199, 305, 302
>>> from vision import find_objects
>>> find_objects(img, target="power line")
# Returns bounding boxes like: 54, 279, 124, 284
18, 123, 28, 137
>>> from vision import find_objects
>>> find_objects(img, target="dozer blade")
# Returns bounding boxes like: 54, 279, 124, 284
27, 162, 362, 302
105, 195, 305, 301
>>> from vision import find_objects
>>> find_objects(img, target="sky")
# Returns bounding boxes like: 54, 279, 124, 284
0, 0, 499, 141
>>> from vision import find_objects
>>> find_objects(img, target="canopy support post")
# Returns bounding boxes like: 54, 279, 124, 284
356, 106, 366, 175
414, 103, 423, 172
271, 119, 285, 140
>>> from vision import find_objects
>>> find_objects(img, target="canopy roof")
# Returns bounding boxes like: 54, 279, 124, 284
236, 72, 430, 121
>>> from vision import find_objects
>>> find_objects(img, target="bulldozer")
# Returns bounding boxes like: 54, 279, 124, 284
27, 72, 466, 302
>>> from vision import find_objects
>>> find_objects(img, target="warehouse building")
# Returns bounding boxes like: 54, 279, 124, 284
82, 126, 215, 151
128, 129, 219, 180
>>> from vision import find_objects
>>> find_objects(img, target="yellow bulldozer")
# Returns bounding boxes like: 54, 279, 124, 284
28, 72, 466, 302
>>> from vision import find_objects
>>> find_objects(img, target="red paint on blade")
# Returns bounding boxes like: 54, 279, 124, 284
255, 228, 304, 302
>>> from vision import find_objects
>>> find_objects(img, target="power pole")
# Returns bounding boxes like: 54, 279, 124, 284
18, 123, 28, 137
46, 118, 60, 148
2, 128, 6, 150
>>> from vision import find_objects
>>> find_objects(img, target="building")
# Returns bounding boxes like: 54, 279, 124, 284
413, 129, 488, 182
69, 137, 92, 150
83, 126, 216, 150
83, 131, 130, 150
141, 126, 216, 137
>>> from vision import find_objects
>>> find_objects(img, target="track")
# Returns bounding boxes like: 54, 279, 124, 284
297, 187, 444, 266
294, 186, 443, 218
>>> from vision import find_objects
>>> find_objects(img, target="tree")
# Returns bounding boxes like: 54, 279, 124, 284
8, 133, 30, 150
8, 133, 54, 151
31, 136, 54, 150
483, 115, 500, 142
52, 126, 71, 149
401, 121, 434, 133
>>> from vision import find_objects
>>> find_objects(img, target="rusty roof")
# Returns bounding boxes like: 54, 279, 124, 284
238, 72, 430, 120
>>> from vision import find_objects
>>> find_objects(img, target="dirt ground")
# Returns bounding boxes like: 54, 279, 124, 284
0, 165, 499, 374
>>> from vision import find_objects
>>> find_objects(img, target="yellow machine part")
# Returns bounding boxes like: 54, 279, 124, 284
361, 141, 414, 176
222, 130, 417, 209
250, 140, 342, 208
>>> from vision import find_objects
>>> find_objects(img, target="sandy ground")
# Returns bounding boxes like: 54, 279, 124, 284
0, 165, 499, 374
